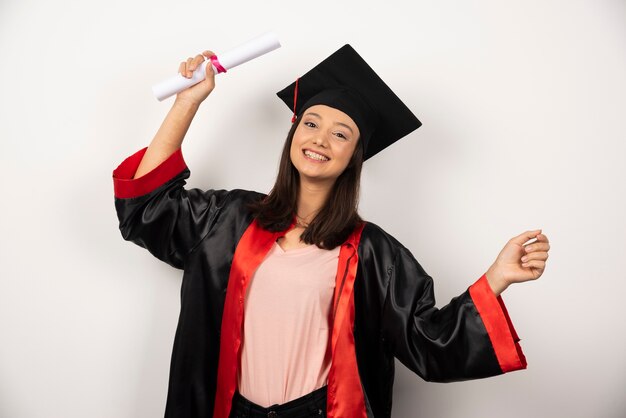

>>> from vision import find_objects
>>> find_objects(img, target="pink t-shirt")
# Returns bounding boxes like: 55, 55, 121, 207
236, 241, 341, 407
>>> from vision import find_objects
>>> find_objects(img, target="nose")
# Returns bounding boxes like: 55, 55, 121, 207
312, 135, 327, 147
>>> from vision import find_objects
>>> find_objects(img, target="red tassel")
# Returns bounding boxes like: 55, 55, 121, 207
291, 77, 299, 124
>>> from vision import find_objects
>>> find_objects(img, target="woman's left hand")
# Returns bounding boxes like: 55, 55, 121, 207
486, 229, 550, 296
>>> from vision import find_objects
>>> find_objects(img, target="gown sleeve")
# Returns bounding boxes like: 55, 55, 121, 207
112, 147, 231, 269
380, 245, 527, 383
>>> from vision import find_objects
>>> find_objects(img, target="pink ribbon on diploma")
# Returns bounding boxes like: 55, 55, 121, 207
210, 55, 227, 73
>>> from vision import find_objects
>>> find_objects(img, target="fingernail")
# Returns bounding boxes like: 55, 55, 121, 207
525, 246, 532, 252
521, 256, 528, 262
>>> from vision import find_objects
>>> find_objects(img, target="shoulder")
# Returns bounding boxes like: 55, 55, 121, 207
360, 221, 425, 266
206, 188, 266, 220
356, 222, 431, 302
223, 188, 266, 205
359, 221, 407, 261
359, 221, 431, 282
189, 187, 264, 207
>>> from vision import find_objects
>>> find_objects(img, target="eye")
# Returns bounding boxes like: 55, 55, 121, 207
304, 121, 317, 128
334, 132, 348, 140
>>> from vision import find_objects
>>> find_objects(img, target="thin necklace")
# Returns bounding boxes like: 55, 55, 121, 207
295, 214, 310, 228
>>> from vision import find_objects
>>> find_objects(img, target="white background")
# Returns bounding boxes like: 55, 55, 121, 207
1, 0, 625, 417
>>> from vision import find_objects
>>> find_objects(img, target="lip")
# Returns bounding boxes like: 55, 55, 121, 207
302, 148, 331, 162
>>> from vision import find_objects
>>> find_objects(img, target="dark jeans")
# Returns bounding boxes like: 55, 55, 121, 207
229, 385, 327, 418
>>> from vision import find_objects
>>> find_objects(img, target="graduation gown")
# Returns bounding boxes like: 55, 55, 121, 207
113, 147, 527, 418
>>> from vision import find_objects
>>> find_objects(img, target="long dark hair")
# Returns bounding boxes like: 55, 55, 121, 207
246, 115, 364, 249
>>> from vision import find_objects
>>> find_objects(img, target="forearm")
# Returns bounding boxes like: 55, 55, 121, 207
134, 98, 200, 179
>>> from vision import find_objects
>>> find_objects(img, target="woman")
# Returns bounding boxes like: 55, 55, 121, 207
113, 45, 550, 418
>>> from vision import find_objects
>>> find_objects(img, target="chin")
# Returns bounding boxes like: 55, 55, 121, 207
296, 167, 336, 184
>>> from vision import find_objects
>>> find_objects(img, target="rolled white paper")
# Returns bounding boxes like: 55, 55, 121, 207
152, 32, 281, 101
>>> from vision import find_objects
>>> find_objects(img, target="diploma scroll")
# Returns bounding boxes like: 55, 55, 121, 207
152, 32, 281, 101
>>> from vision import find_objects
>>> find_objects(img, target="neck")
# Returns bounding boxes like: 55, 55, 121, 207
296, 177, 334, 225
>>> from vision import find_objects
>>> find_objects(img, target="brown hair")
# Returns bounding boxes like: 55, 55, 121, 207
246, 115, 364, 249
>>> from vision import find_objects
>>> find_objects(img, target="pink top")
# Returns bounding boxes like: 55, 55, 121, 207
236, 241, 341, 407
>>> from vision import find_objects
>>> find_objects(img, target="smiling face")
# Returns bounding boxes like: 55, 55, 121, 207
290, 104, 361, 187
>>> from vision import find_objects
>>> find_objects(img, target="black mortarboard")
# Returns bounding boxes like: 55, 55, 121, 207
276, 44, 422, 160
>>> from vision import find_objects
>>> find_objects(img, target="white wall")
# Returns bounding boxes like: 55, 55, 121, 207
1, 0, 625, 417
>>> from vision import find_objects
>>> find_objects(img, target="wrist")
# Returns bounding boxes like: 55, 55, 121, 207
173, 97, 201, 112
485, 265, 509, 296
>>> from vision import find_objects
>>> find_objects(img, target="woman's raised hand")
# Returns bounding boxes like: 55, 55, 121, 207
485, 230, 550, 296
175, 50, 216, 106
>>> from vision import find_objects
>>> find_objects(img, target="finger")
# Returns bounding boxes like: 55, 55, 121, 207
521, 259, 545, 270
188, 54, 205, 76
193, 54, 205, 66
509, 229, 542, 246
521, 252, 549, 263
535, 233, 549, 244
186, 57, 193, 76
524, 242, 550, 253
201, 51, 216, 77
180, 61, 191, 78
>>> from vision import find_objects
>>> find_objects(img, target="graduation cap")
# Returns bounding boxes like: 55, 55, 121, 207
276, 44, 422, 161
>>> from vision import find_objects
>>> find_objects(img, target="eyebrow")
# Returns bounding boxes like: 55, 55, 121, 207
304, 112, 354, 135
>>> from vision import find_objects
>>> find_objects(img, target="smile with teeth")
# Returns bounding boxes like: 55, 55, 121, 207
303, 149, 330, 162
